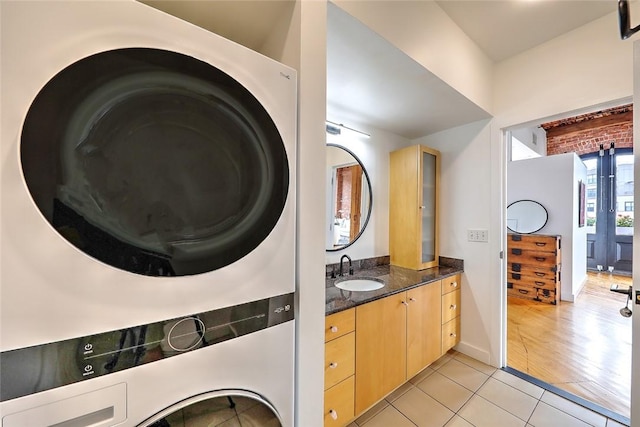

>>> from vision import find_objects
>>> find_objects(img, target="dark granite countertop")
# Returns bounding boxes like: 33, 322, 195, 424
325, 264, 463, 316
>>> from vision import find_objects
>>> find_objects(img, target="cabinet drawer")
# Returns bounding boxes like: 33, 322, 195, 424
508, 249, 560, 268
325, 332, 355, 390
536, 288, 559, 305
507, 234, 560, 253
442, 290, 461, 324
441, 274, 461, 295
507, 269, 560, 283
324, 376, 355, 427
507, 273, 556, 291
506, 282, 537, 300
325, 308, 355, 342
442, 318, 460, 351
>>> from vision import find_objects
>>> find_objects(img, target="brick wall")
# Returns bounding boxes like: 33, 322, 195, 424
544, 104, 633, 156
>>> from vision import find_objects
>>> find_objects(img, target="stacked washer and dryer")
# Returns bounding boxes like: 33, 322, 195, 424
1, 2, 296, 426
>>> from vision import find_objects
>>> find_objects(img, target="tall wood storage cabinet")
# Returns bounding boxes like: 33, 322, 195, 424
506, 233, 561, 304
390, 145, 440, 270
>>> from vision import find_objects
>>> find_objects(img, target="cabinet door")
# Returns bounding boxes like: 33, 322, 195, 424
420, 147, 439, 267
355, 292, 407, 414
389, 145, 440, 270
407, 282, 442, 378
324, 376, 355, 427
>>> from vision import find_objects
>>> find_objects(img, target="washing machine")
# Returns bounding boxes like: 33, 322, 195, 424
0, 1, 296, 425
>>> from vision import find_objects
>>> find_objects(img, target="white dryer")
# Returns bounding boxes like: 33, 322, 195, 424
0, 1, 296, 426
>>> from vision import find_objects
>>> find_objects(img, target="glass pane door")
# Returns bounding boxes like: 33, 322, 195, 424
582, 148, 633, 275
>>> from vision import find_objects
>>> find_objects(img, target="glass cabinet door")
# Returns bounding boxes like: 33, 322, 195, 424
421, 149, 438, 265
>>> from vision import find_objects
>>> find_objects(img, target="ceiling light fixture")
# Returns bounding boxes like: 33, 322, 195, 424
326, 120, 370, 139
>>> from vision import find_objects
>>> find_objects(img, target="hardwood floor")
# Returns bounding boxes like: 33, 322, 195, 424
507, 272, 632, 419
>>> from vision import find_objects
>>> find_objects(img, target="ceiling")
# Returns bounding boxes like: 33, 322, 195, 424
141, 0, 620, 139
436, 0, 616, 62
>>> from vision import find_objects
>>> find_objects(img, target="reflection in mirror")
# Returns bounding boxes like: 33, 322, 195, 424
326, 144, 372, 251
507, 200, 548, 234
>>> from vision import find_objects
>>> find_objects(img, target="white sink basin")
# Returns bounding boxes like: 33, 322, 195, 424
335, 278, 384, 292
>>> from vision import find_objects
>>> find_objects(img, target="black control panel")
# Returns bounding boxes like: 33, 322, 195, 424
1, 293, 294, 402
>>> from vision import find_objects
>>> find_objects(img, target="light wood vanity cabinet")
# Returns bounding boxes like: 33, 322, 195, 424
441, 274, 461, 351
354, 278, 449, 414
354, 293, 407, 415
406, 283, 442, 378
325, 274, 462, 424
389, 145, 440, 270
324, 309, 355, 427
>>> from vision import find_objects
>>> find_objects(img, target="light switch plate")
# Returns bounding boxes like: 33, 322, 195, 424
467, 229, 488, 242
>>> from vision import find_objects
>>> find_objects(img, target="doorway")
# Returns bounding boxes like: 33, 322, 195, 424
504, 104, 633, 423
582, 147, 634, 276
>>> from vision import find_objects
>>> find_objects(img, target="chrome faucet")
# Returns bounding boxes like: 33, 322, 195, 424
339, 254, 353, 276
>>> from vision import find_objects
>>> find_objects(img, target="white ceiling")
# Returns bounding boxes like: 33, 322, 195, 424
436, 0, 616, 62
141, 0, 620, 139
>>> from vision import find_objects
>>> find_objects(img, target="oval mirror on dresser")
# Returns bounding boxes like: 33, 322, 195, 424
507, 200, 548, 234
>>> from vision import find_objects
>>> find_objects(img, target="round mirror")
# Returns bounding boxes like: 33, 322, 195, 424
326, 144, 372, 251
507, 200, 548, 234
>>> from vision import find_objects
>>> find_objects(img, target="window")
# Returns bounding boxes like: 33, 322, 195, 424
587, 203, 595, 212
625, 202, 634, 212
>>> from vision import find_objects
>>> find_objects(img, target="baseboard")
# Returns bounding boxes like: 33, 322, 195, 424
454, 341, 492, 366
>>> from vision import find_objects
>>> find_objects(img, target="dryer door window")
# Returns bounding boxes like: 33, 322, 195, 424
140, 391, 282, 426
21, 48, 289, 276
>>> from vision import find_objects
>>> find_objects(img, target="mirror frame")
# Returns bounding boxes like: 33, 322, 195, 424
326, 143, 373, 252
506, 199, 548, 234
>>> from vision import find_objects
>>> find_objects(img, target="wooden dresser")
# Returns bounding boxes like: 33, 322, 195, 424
506, 233, 561, 304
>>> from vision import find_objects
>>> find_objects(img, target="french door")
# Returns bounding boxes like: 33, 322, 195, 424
582, 145, 633, 275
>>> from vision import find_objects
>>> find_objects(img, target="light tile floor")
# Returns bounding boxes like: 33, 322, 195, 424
347, 351, 628, 427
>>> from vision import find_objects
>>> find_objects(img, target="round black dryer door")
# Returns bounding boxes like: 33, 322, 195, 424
21, 48, 289, 276
139, 391, 282, 427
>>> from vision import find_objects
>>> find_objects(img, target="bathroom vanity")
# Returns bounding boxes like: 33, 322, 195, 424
324, 262, 462, 427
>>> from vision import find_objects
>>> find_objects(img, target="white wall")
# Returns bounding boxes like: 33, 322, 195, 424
263, 2, 327, 426
325, 123, 412, 264
415, 119, 494, 364
510, 126, 546, 158
332, 0, 493, 114
507, 154, 587, 301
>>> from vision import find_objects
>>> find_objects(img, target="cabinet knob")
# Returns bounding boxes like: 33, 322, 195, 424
330, 326, 338, 333
329, 409, 338, 420
329, 362, 338, 369
450, 304, 457, 310
401, 301, 409, 306
451, 282, 458, 288
450, 333, 457, 338
419, 206, 426, 209
409, 297, 416, 302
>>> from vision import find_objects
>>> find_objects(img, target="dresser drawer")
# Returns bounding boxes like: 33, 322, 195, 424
441, 274, 461, 295
325, 332, 355, 390
536, 288, 559, 305
442, 317, 460, 351
507, 234, 560, 253
507, 268, 560, 283
325, 308, 355, 342
507, 272, 556, 291
324, 376, 355, 427
508, 248, 560, 268
507, 282, 537, 300
442, 290, 461, 324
